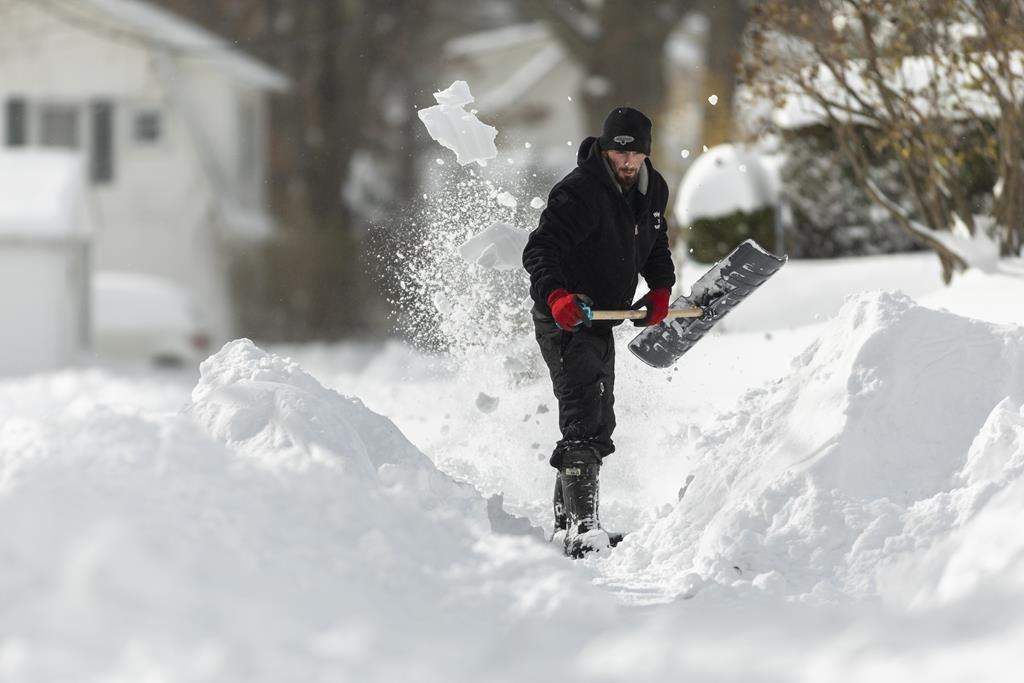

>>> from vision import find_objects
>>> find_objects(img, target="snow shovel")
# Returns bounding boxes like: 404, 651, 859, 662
623, 239, 787, 368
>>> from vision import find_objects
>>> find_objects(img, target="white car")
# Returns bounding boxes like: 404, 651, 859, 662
91, 271, 211, 368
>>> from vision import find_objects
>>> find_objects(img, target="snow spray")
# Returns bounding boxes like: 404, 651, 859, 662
376, 163, 542, 356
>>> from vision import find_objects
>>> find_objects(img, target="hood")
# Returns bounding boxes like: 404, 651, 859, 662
577, 136, 600, 166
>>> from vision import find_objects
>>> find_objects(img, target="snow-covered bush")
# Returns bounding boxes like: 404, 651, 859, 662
746, 0, 1024, 279
779, 126, 918, 258
778, 123, 996, 258
686, 207, 777, 262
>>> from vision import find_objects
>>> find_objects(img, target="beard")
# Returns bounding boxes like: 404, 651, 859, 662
613, 165, 639, 188
602, 150, 643, 189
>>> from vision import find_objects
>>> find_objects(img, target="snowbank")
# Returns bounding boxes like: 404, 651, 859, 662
6, 258, 1024, 680
884, 395, 1024, 608
0, 340, 607, 681
606, 291, 1024, 604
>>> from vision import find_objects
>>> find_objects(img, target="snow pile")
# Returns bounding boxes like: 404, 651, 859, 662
674, 144, 778, 225
607, 291, 1024, 603
457, 221, 529, 271
8, 259, 1024, 680
417, 81, 498, 167
0, 340, 607, 681
884, 396, 1024, 608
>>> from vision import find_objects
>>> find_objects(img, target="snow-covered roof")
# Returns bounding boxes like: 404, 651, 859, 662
477, 42, 566, 114
446, 19, 700, 67
0, 150, 92, 241
443, 22, 567, 114
445, 22, 550, 57
82, 0, 289, 92
674, 144, 779, 224
442, 21, 700, 125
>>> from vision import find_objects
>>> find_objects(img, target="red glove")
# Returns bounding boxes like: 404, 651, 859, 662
547, 288, 592, 331
631, 288, 671, 327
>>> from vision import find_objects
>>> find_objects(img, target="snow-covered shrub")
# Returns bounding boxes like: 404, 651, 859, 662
779, 126, 919, 258
778, 123, 997, 258
686, 207, 776, 262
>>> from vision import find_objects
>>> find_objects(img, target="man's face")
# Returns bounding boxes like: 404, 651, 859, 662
603, 150, 647, 188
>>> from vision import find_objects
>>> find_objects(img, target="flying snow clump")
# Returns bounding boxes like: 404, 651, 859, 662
417, 81, 497, 167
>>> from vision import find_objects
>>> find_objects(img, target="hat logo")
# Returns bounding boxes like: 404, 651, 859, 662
613, 135, 635, 146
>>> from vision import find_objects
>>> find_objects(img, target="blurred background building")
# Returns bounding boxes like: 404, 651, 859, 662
0, 0, 286, 371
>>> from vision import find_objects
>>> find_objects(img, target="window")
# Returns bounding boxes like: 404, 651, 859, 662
91, 100, 114, 184
6, 99, 118, 184
39, 104, 80, 148
5, 98, 28, 146
133, 110, 161, 144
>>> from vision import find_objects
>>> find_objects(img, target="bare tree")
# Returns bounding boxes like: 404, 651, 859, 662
746, 0, 1024, 281
154, 0, 459, 339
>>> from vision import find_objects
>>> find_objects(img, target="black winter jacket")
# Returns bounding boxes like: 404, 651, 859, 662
523, 137, 675, 325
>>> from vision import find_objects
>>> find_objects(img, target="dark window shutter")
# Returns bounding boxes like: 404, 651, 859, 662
91, 100, 115, 184
5, 98, 28, 146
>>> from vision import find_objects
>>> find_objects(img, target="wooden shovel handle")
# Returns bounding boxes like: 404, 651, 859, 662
588, 307, 704, 321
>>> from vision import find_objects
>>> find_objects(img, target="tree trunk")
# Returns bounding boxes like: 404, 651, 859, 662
581, 0, 673, 135
996, 113, 1024, 256
699, 0, 750, 146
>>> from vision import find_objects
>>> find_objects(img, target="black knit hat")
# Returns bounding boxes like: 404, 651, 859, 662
599, 107, 652, 155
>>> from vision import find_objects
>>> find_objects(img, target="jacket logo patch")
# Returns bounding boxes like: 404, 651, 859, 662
653, 211, 662, 230
613, 135, 635, 146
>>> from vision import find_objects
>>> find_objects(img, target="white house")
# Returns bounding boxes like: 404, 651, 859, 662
0, 0, 288, 346
0, 150, 92, 376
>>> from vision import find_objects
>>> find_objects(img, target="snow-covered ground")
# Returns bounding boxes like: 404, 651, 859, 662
3, 251, 1024, 681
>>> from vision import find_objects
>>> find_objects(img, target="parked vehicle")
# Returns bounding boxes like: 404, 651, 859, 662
91, 271, 211, 368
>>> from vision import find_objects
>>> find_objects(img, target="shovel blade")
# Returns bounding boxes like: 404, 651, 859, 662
628, 240, 787, 368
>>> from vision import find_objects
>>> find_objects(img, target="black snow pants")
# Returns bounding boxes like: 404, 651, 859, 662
533, 309, 616, 469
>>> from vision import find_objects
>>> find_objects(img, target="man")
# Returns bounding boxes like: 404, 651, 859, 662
522, 106, 676, 558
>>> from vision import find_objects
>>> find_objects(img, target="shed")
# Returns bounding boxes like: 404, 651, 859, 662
0, 150, 93, 376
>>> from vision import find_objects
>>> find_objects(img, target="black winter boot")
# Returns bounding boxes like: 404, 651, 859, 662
552, 472, 568, 543
559, 454, 611, 558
